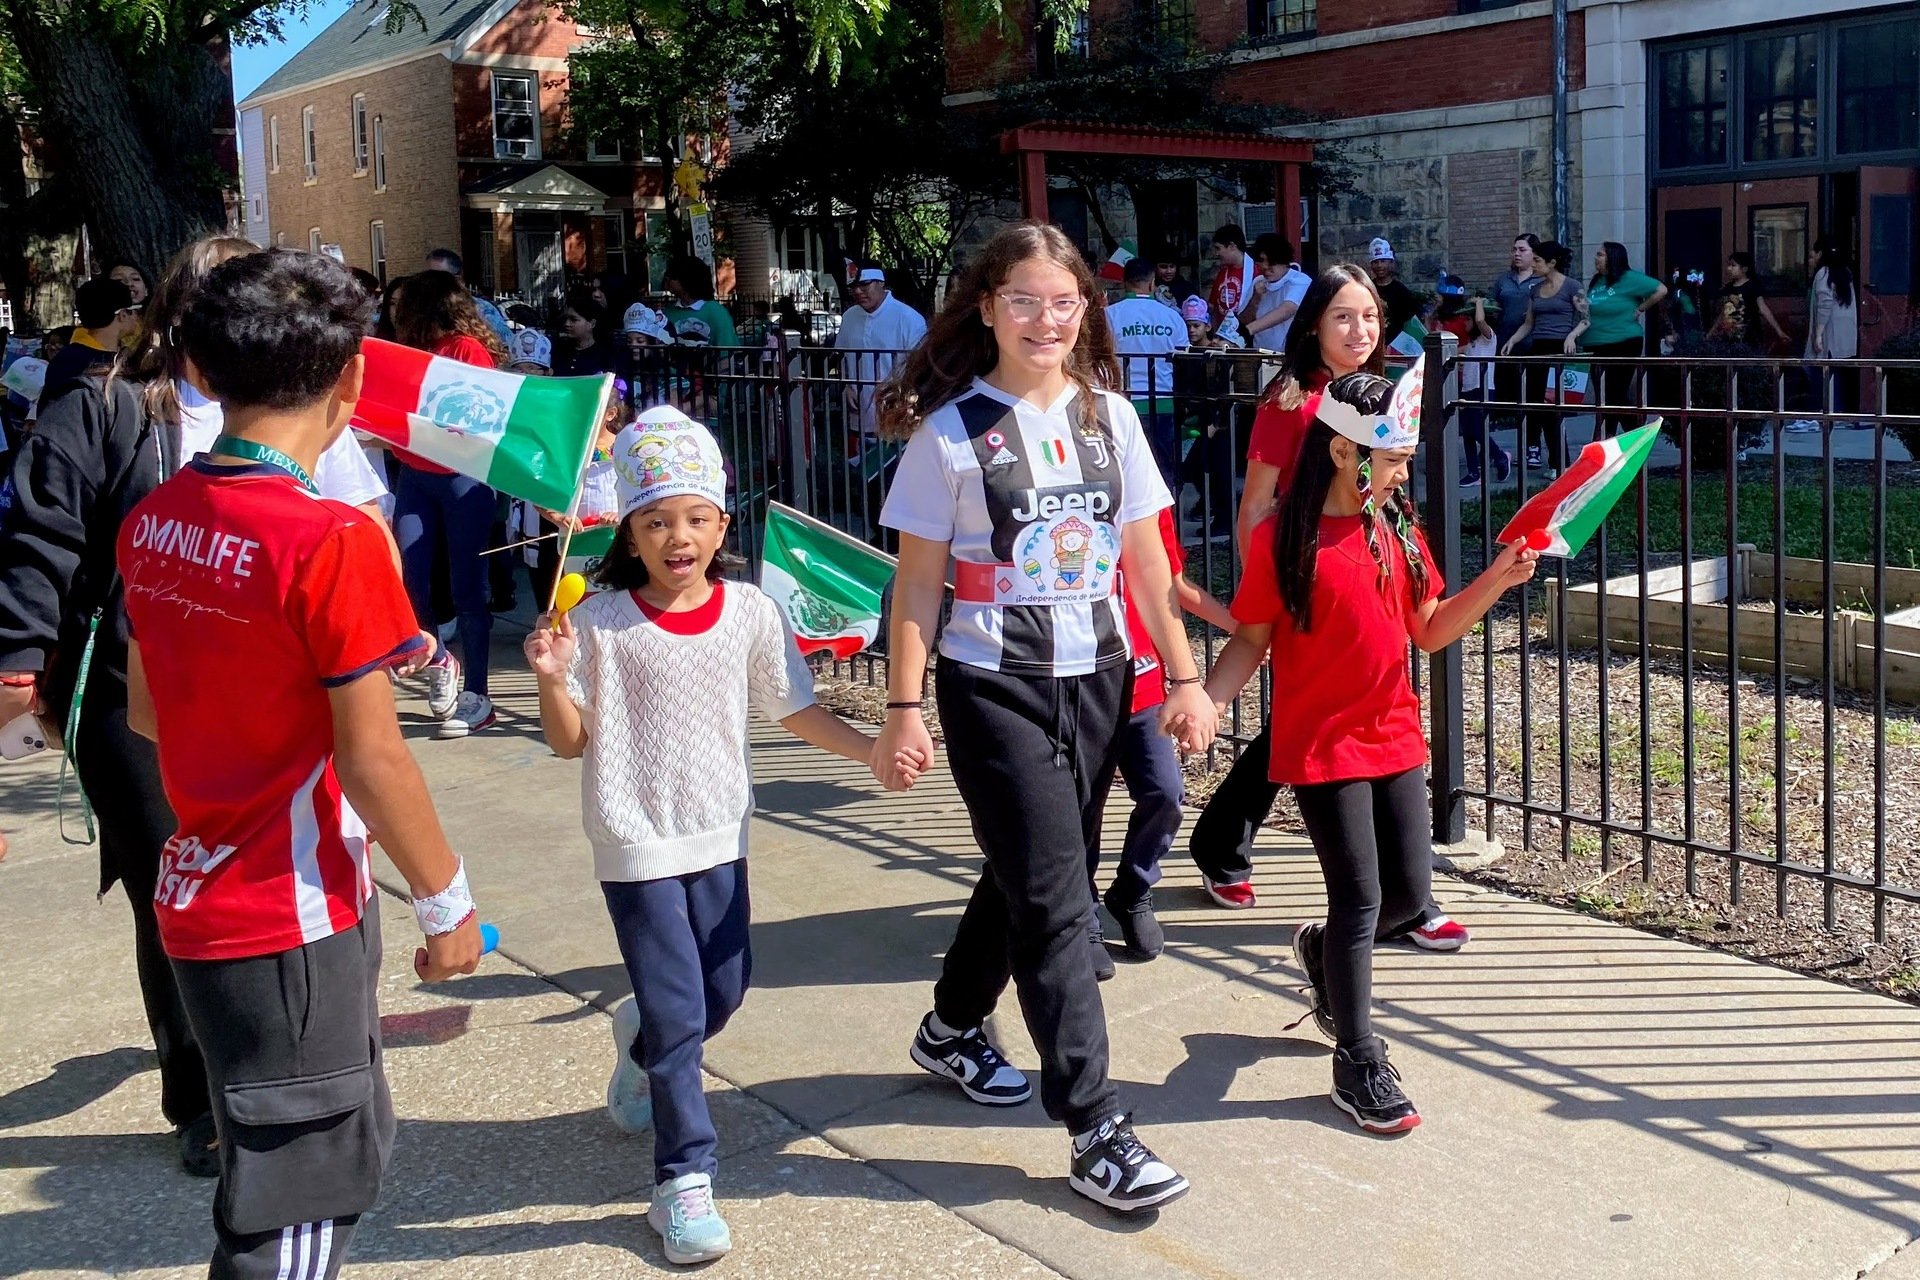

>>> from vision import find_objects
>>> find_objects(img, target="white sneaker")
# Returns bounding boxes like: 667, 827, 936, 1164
433, 691, 494, 739
423, 651, 460, 720
606, 998, 652, 1134
648, 1172, 732, 1264
1784, 419, 1822, 433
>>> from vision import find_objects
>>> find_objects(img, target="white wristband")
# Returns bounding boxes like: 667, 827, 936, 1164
412, 858, 476, 936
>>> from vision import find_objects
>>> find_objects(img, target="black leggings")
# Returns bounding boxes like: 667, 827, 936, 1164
1587, 335, 1646, 438
1294, 767, 1432, 1046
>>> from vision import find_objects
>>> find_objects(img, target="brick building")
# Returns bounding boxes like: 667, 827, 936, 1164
237, 0, 669, 309
945, 0, 1918, 347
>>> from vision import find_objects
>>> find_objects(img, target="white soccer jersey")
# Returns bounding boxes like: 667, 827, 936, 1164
880, 378, 1172, 677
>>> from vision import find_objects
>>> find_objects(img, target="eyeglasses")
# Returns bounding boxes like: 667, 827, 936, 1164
996, 293, 1087, 324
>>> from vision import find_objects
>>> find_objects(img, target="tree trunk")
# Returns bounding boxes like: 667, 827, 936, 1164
6, 16, 230, 283
0, 97, 36, 328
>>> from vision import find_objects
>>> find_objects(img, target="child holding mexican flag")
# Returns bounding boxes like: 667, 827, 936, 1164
522, 408, 926, 1265
1202, 366, 1539, 1135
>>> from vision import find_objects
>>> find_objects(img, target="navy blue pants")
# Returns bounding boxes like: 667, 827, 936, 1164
602, 862, 752, 1184
1088, 706, 1182, 904
393, 465, 494, 697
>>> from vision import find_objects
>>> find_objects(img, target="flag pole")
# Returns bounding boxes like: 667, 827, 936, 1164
546, 373, 617, 616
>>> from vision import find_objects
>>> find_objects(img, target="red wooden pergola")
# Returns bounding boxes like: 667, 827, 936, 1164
999, 121, 1317, 254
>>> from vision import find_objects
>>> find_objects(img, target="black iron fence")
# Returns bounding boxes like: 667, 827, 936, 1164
616, 332, 1920, 942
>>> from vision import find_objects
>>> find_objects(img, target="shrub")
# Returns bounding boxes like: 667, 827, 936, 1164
1644, 335, 1775, 470
1878, 326, 1920, 463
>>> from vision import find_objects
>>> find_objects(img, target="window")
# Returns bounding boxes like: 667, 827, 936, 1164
249, 195, 263, 221
492, 73, 538, 159
1136, 0, 1193, 46
309, 227, 322, 254
1657, 43, 1730, 169
1249, 0, 1314, 41
269, 115, 281, 173
1749, 203, 1809, 294
588, 135, 622, 161
301, 105, 317, 180
351, 94, 369, 173
1837, 19, 1918, 155
372, 115, 387, 190
369, 220, 388, 285
1744, 31, 1819, 163
1036, 6, 1090, 75
275, 231, 287, 248
1457, 0, 1525, 11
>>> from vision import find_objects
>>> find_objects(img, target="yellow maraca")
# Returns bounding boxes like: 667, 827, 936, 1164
551, 572, 588, 621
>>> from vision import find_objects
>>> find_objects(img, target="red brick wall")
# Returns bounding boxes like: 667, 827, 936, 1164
946, 5, 1032, 93
467, 0, 581, 58
1317, 0, 1454, 37
453, 64, 573, 162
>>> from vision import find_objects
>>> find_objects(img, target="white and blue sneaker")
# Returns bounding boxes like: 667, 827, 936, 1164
909, 1012, 1032, 1106
648, 1171, 732, 1265
1068, 1113, 1189, 1212
606, 998, 652, 1134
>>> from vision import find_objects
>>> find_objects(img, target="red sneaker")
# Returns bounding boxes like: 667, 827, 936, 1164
1409, 915, 1469, 951
1204, 878, 1257, 910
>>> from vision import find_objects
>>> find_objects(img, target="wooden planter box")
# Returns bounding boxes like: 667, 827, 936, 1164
1545, 549, 1920, 705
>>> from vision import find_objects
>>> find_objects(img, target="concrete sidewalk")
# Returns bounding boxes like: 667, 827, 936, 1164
4, 629, 1920, 1279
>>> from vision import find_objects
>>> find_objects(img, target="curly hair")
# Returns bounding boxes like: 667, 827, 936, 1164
874, 222, 1118, 441
389, 269, 508, 363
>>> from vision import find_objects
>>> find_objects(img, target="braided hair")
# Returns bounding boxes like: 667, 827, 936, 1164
1275, 373, 1430, 629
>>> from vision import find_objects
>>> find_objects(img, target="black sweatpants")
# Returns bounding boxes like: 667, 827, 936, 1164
74, 695, 211, 1131
1293, 767, 1432, 1046
931, 656, 1128, 1134
171, 896, 396, 1280
1188, 724, 1279, 887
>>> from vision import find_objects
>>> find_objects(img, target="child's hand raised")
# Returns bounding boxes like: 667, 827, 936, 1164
1493, 537, 1543, 589
523, 609, 576, 678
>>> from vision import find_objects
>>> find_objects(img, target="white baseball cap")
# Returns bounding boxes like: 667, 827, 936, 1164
623, 302, 674, 344
507, 328, 552, 370
1370, 237, 1396, 262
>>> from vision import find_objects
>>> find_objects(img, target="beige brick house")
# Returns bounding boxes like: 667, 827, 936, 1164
237, 0, 668, 310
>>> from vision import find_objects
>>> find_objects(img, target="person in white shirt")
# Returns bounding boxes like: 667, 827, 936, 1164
839, 263, 928, 438
1103, 254, 1187, 480
1241, 233, 1312, 356
870, 220, 1218, 1215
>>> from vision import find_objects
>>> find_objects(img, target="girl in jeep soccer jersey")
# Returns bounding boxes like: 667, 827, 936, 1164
870, 222, 1219, 1213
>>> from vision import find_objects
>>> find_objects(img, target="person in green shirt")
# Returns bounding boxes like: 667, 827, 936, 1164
1582, 242, 1667, 437
662, 257, 740, 349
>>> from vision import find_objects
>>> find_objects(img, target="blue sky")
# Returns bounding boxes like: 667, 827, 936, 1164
231, 1, 355, 100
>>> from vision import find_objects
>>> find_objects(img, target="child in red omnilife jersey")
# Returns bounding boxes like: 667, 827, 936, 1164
1203, 369, 1537, 1135
1088, 507, 1235, 972
119, 250, 483, 1280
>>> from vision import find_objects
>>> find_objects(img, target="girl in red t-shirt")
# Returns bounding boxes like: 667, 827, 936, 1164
1205, 371, 1538, 1134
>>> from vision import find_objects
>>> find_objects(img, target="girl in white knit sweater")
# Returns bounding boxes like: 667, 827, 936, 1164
524, 406, 924, 1265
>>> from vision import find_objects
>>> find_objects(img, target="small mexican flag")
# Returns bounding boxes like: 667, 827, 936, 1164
1387, 316, 1428, 360
760, 502, 896, 658
1499, 421, 1662, 557
1099, 241, 1138, 282
351, 337, 609, 511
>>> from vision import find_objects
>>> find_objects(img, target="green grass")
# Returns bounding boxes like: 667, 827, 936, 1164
1459, 471, 1920, 570
1887, 720, 1920, 748
1890, 968, 1920, 999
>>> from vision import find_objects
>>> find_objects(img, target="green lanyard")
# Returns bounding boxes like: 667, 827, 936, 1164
210, 436, 317, 493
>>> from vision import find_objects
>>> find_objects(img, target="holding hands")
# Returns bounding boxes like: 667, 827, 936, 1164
871, 708, 934, 793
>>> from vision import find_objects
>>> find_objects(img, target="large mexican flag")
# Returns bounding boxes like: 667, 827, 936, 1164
352, 337, 609, 510
1499, 421, 1662, 557
760, 502, 896, 658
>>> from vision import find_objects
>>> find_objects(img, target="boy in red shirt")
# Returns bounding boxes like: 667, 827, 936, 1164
1089, 508, 1236, 969
119, 250, 482, 1279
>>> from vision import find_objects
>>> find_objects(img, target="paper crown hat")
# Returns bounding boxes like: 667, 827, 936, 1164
613, 406, 728, 519
1316, 364, 1425, 452
507, 327, 552, 369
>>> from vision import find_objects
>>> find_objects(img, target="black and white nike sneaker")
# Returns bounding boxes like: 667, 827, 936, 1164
909, 1013, 1032, 1106
1069, 1113, 1189, 1212
1331, 1037, 1421, 1134
1290, 922, 1338, 1041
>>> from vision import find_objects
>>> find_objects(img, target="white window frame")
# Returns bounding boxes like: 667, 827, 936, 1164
249, 194, 263, 221
351, 94, 370, 174
269, 115, 281, 173
596, 211, 628, 276
370, 220, 387, 284
491, 72, 539, 160
301, 105, 317, 181
275, 231, 288, 248
587, 135, 622, 161
309, 227, 322, 254
372, 114, 387, 191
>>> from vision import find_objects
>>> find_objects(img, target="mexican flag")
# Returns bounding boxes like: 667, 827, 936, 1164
1499, 421, 1662, 557
760, 502, 896, 658
1387, 315, 1428, 360
351, 337, 609, 511
1099, 241, 1139, 282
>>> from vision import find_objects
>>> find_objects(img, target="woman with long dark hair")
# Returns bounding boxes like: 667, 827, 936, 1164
387, 269, 507, 739
1500, 239, 1588, 472
1797, 237, 1862, 424
1582, 241, 1666, 437
1205, 371, 1538, 1131
870, 221, 1216, 1212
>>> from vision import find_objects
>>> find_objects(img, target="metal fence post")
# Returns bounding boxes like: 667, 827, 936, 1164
771, 328, 806, 510
1422, 328, 1466, 845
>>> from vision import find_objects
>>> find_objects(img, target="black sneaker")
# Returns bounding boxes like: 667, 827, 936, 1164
909, 1014, 1032, 1106
1089, 919, 1117, 982
1069, 1113, 1189, 1212
1102, 886, 1164, 959
1526, 445, 1544, 469
177, 1112, 219, 1178
1290, 923, 1337, 1041
1331, 1037, 1421, 1134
